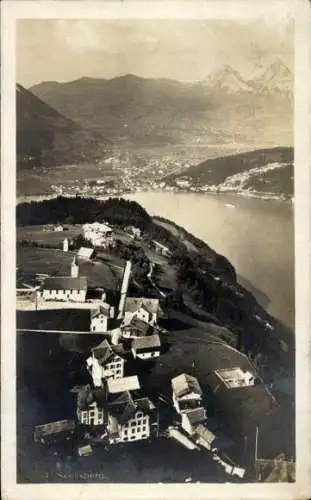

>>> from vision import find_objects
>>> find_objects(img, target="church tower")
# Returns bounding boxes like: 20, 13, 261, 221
71, 256, 79, 278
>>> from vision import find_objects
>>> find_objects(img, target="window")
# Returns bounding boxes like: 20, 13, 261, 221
131, 428, 136, 434
142, 426, 146, 431
136, 419, 142, 425
130, 421, 136, 427
136, 412, 143, 419
137, 427, 141, 432
124, 429, 128, 435
123, 437, 128, 441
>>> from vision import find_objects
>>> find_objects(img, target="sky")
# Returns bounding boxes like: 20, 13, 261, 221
17, 19, 294, 88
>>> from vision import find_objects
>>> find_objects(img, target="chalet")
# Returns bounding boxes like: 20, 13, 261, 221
181, 407, 207, 436
86, 339, 125, 386
124, 226, 142, 239
90, 304, 115, 333
171, 373, 203, 414
121, 316, 152, 339
34, 419, 76, 444
38, 276, 88, 302
107, 391, 155, 444
124, 297, 160, 326
151, 240, 171, 257
131, 334, 161, 360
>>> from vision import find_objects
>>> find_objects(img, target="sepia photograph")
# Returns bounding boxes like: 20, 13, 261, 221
1, 1, 311, 498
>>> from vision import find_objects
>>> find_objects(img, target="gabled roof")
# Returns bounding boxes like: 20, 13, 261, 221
91, 339, 115, 365
43, 276, 87, 291
171, 373, 203, 398
107, 376, 140, 394
183, 407, 206, 426
108, 390, 136, 424
131, 334, 161, 351
123, 316, 151, 335
91, 304, 111, 319
125, 297, 159, 315
135, 397, 156, 413
195, 424, 217, 447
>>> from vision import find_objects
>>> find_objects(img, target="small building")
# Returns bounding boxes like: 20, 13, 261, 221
54, 224, 64, 232
181, 407, 207, 436
107, 392, 155, 444
39, 276, 88, 302
34, 419, 76, 443
171, 373, 203, 414
131, 334, 161, 360
121, 316, 152, 339
63, 238, 69, 252
78, 444, 93, 457
194, 424, 234, 454
124, 297, 160, 326
168, 426, 199, 451
151, 240, 171, 257
86, 339, 125, 386
83, 222, 113, 247
124, 226, 142, 239
214, 367, 256, 389
77, 247, 94, 260
74, 384, 105, 426
90, 304, 114, 333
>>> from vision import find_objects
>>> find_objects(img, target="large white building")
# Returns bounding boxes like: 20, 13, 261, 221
131, 334, 161, 360
83, 222, 113, 247
90, 304, 115, 333
123, 297, 160, 326
86, 339, 125, 386
39, 276, 88, 302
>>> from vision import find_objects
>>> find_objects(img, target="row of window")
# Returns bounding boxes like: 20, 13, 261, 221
122, 433, 148, 441
123, 425, 147, 435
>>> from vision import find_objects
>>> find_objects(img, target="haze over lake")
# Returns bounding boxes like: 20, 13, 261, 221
126, 191, 294, 330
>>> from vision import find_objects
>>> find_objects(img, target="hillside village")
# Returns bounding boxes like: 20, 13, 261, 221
17, 216, 295, 482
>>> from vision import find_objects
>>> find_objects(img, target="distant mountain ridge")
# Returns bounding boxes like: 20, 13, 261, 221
165, 147, 294, 197
17, 83, 110, 168
28, 59, 293, 149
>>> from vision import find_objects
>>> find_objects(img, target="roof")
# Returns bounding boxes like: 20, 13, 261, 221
123, 316, 151, 335
195, 424, 217, 447
91, 339, 115, 365
195, 424, 234, 451
43, 276, 87, 291
91, 304, 111, 319
135, 397, 156, 413
107, 376, 140, 394
171, 373, 203, 398
131, 334, 161, 351
75, 384, 95, 410
108, 391, 136, 424
125, 297, 160, 315
34, 420, 75, 438
78, 247, 94, 259
16, 309, 91, 332
183, 407, 206, 426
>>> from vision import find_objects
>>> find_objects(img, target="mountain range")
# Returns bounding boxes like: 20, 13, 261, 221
27, 59, 293, 150
17, 83, 109, 168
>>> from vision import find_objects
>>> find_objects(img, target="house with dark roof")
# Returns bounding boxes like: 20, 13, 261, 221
86, 339, 126, 386
121, 316, 153, 339
124, 297, 160, 326
39, 276, 88, 302
131, 334, 161, 360
171, 373, 203, 414
181, 407, 207, 436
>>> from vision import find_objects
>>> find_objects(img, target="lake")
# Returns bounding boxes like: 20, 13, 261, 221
125, 191, 294, 330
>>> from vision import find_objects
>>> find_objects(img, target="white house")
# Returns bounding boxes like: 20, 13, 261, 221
131, 334, 161, 360
181, 407, 206, 436
214, 367, 256, 389
83, 222, 113, 247
107, 392, 155, 444
39, 276, 88, 302
54, 224, 64, 232
86, 339, 125, 386
107, 375, 140, 394
123, 297, 160, 326
77, 400, 105, 426
171, 373, 203, 414
90, 305, 114, 333
151, 240, 171, 257
77, 247, 94, 260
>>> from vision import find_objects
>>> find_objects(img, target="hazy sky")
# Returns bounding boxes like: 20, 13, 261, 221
17, 19, 294, 87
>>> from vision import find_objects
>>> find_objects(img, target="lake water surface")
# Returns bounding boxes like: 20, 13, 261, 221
125, 192, 294, 330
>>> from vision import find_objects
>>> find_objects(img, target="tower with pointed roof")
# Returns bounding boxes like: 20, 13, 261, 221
71, 255, 79, 278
